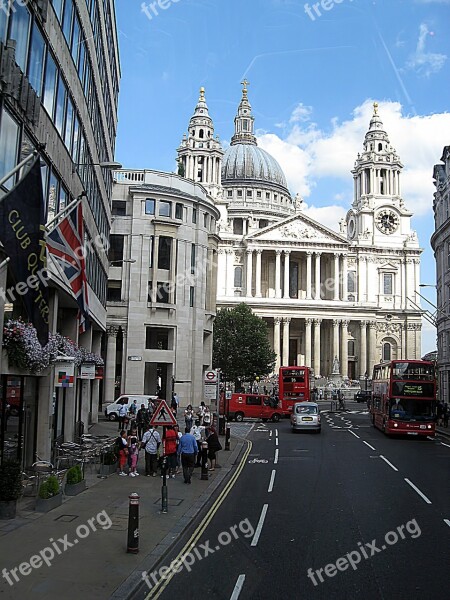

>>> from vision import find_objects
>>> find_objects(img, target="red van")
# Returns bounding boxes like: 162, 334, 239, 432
226, 393, 284, 422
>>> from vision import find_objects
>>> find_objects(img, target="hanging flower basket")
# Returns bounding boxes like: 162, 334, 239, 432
3, 319, 103, 375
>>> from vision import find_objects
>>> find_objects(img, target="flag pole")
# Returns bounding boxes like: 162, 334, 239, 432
46, 193, 85, 232
0, 151, 38, 190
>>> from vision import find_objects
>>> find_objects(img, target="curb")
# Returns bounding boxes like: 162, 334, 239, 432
436, 427, 450, 439
109, 437, 246, 600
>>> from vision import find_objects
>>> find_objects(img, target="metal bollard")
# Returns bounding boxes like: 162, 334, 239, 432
200, 441, 209, 480
224, 423, 231, 451
127, 493, 140, 554
161, 456, 168, 513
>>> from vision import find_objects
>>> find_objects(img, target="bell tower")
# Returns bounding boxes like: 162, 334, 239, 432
177, 87, 224, 197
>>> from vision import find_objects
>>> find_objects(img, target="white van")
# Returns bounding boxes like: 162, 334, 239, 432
104, 395, 158, 421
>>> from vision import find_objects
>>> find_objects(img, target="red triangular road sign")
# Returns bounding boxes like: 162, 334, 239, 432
150, 399, 177, 426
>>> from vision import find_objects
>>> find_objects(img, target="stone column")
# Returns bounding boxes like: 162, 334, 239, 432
255, 249, 262, 297
368, 321, 377, 372
151, 235, 159, 302
282, 317, 291, 366
314, 252, 322, 300
90, 330, 102, 423
333, 319, 340, 366
341, 320, 349, 378
359, 321, 367, 378
120, 329, 128, 394
246, 249, 253, 297
104, 325, 118, 404
358, 255, 366, 303
274, 317, 281, 371
283, 250, 291, 299
342, 254, 348, 301
217, 249, 226, 296
306, 251, 312, 300
305, 319, 312, 368
313, 319, 322, 377
334, 253, 340, 301
275, 250, 282, 298
226, 249, 234, 296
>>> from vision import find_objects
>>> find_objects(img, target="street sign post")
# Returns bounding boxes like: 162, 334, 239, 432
150, 399, 177, 426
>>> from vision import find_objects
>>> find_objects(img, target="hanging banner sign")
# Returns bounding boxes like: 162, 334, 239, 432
79, 363, 96, 379
54, 360, 75, 388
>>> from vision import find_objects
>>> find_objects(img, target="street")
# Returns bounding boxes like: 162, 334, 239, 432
136, 401, 450, 600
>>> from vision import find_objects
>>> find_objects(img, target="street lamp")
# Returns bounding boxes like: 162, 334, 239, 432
72, 161, 122, 173
419, 284, 437, 288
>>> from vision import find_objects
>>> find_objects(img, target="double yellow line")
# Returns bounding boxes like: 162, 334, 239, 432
145, 439, 252, 599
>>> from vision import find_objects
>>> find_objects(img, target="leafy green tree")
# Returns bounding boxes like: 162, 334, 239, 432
213, 303, 276, 385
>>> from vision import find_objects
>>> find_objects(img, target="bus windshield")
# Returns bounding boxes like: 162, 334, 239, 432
392, 362, 435, 380
390, 399, 435, 421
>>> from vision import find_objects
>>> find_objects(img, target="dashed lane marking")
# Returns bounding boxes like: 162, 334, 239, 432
444, 519, 450, 528
404, 478, 432, 504
274, 449, 279, 464
380, 455, 399, 472
349, 430, 360, 439
268, 469, 276, 493
251, 504, 268, 547
230, 574, 246, 600
363, 441, 376, 450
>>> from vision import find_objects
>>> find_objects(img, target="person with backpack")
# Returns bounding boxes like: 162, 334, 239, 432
141, 425, 161, 477
116, 430, 129, 476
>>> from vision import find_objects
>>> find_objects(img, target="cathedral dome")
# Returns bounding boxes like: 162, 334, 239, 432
222, 143, 289, 190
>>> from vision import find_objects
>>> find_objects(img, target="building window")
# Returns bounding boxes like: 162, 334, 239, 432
259, 219, 268, 229
203, 213, 208, 228
107, 282, 122, 302
159, 200, 171, 217
191, 244, 196, 274
348, 340, 355, 356
266, 192, 270, 199
28, 23, 46, 96
43, 51, 58, 116
383, 342, 391, 361
233, 219, 243, 235
146, 327, 171, 350
145, 198, 155, 215
383, 273, 393, 295
257, 191, 262, 198
9, 2, 31, 72
108, 235, 124, 263
175, 203, 183, 219
158, 237, 172, 270
112, 201, 127, 216
155, 282, 170, 303
192, 208, 197, 223
0, 110, 20, 189
447, 243, 450, 268
247, 190, 252, 197
189, 286, 195, 307
348, 272, 356, 293
234, 267, 243, 287
227, 190, 232, 198
237, 190, 243, 197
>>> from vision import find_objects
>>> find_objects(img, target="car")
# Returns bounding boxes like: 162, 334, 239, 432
104, 394, 158, 421
290, 402, 321, 433
354, 390, 372, 403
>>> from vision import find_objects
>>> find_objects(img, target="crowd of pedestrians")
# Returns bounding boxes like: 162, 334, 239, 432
113, 396, 222, 482
437, 401, 449, 428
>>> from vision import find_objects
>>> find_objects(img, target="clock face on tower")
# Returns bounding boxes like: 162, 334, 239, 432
376, 209, 399, 234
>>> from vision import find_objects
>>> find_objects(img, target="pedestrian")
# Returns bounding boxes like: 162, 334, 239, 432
190, 420, 204, 466
171, 392, 179, 416
318, 389, 323, 401
116, 430, 128, 476
136, 404, 149, 440
178, 427, 198, 484
118, 403, 128, 431
174, 424, 182, 474
127, 427, 140, 477
437, 401, 444, 426
203, 406, 211, 427
141, 425, 161, 477
197, 401, 206, 425
129, 399, 138, 416
184, 404, 194, 431
163, 425, 179, 478
205, 426, 222, 471
443, 403, 449, 428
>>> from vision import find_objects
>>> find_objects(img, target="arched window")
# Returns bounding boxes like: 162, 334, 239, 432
378, 143, 383, 151
199, 129, 204, 138
383, 342, 391, 361
234, 267, 243, 287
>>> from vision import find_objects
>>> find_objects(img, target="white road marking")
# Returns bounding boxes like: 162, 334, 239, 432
230, 574, 246, 600
363, 441, 376, 450
274, 449, 279, 464
251, 504, 268, 546
380, 455, 398, 471
349, 430, 360, 438
404, 478, 432, 504
444, 519, 450, 528
268, 469, 276, 492
275, 429, 278, 437
275, 437, 279, 446
269, 431, 272, 437
441, 442, 450, 449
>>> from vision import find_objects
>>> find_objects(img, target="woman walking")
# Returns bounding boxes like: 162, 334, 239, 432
117, 430, 128, 476
205, 426, 222, 471
184, 405, 194, 431
127, 427, 140, 477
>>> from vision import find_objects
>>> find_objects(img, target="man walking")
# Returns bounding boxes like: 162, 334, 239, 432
136, 404, 149, 440
118, 403, 128, 431
141, 425, 161, 477
178, 428, 198, 484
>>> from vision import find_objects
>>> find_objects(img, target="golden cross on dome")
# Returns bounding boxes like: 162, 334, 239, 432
373, 101, 379, 115
241, 79, 249, 95
199, 87, 205, 101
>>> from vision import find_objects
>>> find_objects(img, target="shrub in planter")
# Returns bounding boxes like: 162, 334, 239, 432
0, 461, 22, 519
36, 475, 62, 512
65, 465, 86, 496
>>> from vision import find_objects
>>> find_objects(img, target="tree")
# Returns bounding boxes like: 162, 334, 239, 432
213, 303, 276, 385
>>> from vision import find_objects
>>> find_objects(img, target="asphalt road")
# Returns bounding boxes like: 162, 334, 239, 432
137, 401, 450, 600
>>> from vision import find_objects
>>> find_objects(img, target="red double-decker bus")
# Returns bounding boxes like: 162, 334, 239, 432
278, 366, 312, 414
370, 360, 436, 437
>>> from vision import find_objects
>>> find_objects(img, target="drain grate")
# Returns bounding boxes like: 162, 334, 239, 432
54, 514, 78, 522
153, 498, 184, 506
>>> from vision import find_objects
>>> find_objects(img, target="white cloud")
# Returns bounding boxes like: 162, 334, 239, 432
405, 23, 447, 77
257, 99, 450, 217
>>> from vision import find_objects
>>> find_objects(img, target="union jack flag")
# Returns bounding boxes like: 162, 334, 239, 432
47, 201, 90, 333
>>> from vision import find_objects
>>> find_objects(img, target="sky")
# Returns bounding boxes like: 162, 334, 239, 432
114, 0, 450, 354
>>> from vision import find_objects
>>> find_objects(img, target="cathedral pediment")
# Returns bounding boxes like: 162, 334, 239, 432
246, 213, 348, 245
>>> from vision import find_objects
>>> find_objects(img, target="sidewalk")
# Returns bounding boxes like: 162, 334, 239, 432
0, 418, 245, 600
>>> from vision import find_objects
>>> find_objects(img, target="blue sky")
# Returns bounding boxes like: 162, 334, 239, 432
114, 0, 450, 353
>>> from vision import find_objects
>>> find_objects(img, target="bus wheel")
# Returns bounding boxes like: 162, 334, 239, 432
272, 413, 280, 423
235, 412, 244, 422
